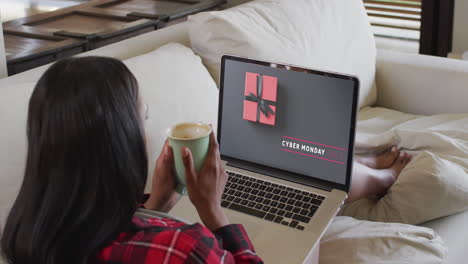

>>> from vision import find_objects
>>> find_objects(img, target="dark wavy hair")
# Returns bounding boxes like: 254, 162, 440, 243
1, 57, 148, 264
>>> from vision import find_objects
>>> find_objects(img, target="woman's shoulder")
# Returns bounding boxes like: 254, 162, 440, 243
97, 216, 219, 263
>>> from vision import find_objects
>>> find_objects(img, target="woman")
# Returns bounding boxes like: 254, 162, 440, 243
0, 57, 263, 264
1, 56, 411, 264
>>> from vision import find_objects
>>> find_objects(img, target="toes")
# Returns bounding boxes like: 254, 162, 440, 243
389, 146, 399, 156
402, 155, 408, 163
405, 153, 410, 162
384, 146, 400, 165
400, 152, 412, 164
398, 153, 406, 163
406, 154, 413, 163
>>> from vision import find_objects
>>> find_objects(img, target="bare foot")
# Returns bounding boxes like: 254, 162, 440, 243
386, 152, 412, 179
373, 152, 412, 196
355, 146, 399, 169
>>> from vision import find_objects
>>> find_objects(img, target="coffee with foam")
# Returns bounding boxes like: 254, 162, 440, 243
169, 123, 211, 140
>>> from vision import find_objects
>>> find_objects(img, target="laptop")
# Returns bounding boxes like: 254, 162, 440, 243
171, 55, 359, 263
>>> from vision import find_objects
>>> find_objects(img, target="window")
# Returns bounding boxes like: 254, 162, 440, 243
365, 0, 421, 41
364, 0, 455, 57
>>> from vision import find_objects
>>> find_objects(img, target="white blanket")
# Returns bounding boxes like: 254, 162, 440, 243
355, 107, 468, 156
318, 106, 468, 263
343, 107, 468, 224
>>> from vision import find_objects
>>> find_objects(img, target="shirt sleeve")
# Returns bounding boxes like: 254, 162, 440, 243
213, 224, 263, 264
177, 223, 263, 264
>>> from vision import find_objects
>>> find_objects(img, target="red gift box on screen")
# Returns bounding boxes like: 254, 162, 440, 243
243, 72, 278, 126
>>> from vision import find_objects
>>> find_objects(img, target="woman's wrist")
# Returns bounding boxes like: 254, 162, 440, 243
143, 194, 162, 211
144, 193, 176, 213
195, 203, 230, 231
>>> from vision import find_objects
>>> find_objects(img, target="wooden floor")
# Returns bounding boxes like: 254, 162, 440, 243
0, 0, 88, 22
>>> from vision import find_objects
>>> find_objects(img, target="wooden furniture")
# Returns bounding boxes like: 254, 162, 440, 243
96, 0, 224, 21
0, 0, 87, 22
4, 30, 87, 75
4, 0, 226, 75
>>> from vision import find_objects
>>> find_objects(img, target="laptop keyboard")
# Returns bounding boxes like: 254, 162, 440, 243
221, 171, 325, 231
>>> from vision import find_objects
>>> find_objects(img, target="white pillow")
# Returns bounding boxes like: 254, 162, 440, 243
321, 216, 447, 264
189, 0, 377, 108
123, 43, 219, 191
341, 151, 468, 225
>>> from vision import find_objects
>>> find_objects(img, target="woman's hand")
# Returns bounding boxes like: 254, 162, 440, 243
144, 140, 180, 213
182, 131, 229, 231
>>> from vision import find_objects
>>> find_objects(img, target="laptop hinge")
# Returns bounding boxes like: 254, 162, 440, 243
226, 161, 333, 192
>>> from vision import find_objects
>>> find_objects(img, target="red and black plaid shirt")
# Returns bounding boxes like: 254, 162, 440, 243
97, 215, 264, 263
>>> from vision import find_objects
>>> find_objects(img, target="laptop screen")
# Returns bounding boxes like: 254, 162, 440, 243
218, 56, 358, 190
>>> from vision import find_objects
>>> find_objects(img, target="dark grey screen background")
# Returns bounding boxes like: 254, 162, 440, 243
220, 59, 355, 185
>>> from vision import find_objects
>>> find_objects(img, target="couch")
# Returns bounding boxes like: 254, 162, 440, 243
0, 15, 6, 79
1, 2, 468, 264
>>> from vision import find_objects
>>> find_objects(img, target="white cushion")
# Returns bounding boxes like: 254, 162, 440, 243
321, 216, 447, 264
0, 43, 218, 230
0, 82, 35, 231
123, 43, 219, 191
375, 49, 468, 115
188, 0, 377, 108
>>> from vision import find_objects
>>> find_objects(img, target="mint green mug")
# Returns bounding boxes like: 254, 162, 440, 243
167, 122, 211, 195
